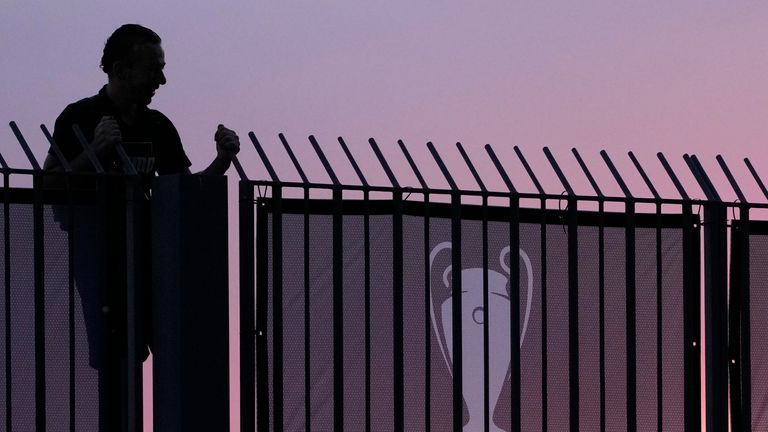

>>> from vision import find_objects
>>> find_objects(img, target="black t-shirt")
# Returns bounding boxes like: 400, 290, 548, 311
50, 86, 191, 175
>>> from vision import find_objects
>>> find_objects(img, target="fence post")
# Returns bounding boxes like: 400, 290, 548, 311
151, 174, 229, 432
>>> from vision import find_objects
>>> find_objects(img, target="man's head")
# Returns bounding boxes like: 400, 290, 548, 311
101, 24, 166, 106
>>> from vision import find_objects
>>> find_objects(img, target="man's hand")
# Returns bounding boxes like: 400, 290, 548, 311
93, 116, 121, 153
214, 124, 240, 160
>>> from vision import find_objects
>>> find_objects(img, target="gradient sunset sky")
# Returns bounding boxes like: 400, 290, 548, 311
4, 1, 768, 430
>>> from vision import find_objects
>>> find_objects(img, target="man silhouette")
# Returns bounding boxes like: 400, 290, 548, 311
43, 24, 240, 430
44, 24, 239, 175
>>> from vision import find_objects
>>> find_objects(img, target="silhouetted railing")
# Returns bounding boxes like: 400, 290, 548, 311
2, 121, 230, 432
238, 135, 768, 432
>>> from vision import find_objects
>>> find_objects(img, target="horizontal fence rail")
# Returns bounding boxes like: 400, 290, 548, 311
235, 133, 768, 432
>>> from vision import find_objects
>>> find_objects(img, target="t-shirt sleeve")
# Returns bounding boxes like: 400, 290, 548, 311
154, 112, 192, 175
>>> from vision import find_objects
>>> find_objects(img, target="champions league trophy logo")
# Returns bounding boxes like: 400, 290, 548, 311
430, 242, 533, 432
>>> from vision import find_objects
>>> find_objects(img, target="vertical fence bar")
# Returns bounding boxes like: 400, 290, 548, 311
716, 155, 748, 431
601, 150, 636, 432
124, 176, 142, 432
338, 137, 371, 432
398, 139, 431, 432
302, 185, 312, 432
484, 144, 521, 432
512, 147, 547, 430
308, 136, 343, 432
368, 137, 404, 432
543, 147, 578, 432
3, 170, 11, 432
566, 197, 578, 432
655, 201, 663, 432
738, 205, 751, 431
633, 150, 666, 432
65, 173, 76, 432
686, 155, 728, 432
660, 153, 699, 432
683, 201, 702, 432
249, 185, 263, 432
277, 133, 312, 432
9, 122, 46, 430
572, 148, 606, 432
272, 185, 284, 432
729, 206, 746, 432
363, 189, 371, 432
427, 142, 462, 432
32, 172, 46, 431
331, 184, 343, 432
456, 142, 493, 432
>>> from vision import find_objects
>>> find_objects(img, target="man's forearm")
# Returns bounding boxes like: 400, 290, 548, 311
199, 154, 232, 176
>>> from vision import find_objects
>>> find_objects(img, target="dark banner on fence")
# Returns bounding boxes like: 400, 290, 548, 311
730, 219, 768, 432
254, 198, 700, 432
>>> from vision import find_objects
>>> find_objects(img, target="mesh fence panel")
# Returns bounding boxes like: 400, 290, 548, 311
256, 201, 696, 432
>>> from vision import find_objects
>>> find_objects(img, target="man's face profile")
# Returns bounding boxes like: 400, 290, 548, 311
117, 43, 166, 106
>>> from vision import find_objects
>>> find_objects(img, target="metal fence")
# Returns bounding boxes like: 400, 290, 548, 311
1, 122, 147, 431
6, 119, 768, 431
237, 134, 768, 432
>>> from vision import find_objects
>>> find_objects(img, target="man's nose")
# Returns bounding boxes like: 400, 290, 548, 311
157, 71, 167, 86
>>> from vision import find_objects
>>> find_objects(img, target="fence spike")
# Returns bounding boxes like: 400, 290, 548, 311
572, 148, 603, 198
338, 137, 368, 187
278, 133, 309, 184
73, 123, 137, 175
657, 153, 690, 200
426, 142, 458, 190
715, 155, 746, 203
628, 152, 659, 200
513, 146, 545, 194
308, 135, 339, 185
368, 138, 400, 188
600, 150, 632, 198
39, 124, 72, 172
456, 142, 486, 192
685, 155, 721, 202
71, 124, 104, 173
692, 155, 722, 202
744, 158, 768, 202
543, 147, 575, 196
9, 121, 41, 171
249, 132, 280, 182
485, 144, 516, 193
230, 154, 249, 181
397, 140, 429, 190
683, 154, 716, 201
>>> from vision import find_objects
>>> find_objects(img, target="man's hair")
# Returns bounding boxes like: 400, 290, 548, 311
100, 24, 161, 77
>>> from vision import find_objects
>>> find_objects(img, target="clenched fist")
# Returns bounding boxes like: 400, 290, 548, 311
214, 124, 240, 160
93, 115, 121, 153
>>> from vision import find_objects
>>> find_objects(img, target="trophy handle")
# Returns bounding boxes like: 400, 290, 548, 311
429, 241, 455, 371
500, 246, 534, 347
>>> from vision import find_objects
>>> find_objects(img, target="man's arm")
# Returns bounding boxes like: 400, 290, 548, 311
186, 125, 240, 176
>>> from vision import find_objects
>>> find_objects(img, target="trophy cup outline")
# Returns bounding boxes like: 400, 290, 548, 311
429, 241, 534, 431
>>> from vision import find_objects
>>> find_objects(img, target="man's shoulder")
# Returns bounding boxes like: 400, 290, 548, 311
145, 108, 173, 124
144, 108, 179, 134
57, 92, 106, 122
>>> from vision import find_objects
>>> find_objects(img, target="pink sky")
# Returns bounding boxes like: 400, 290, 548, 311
4, 1, 768, 430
